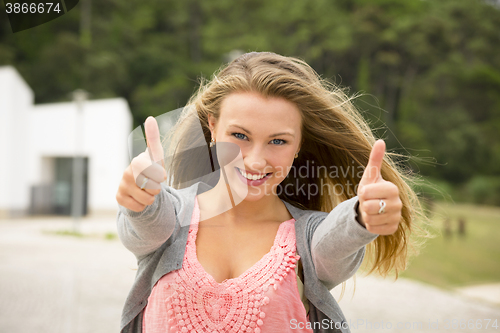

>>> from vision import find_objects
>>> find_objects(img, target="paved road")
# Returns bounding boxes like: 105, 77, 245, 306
331, 276, 500, 332
0, 215, 137, 333
0, 215, 499, 333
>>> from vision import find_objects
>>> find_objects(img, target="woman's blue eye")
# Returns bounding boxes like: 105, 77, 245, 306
232, 132, 286, 145
271, 139, 286, 145
232, 133, 247, 140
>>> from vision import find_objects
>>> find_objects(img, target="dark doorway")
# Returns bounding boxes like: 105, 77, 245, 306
30, 157, 89, 215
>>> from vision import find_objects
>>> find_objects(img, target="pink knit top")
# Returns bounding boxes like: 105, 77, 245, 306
143, 196, 313, 333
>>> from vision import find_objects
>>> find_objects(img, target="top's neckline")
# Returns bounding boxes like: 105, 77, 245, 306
189, 195, 295, 285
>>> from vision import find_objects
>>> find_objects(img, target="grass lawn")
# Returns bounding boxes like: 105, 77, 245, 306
361, 200, 500, 291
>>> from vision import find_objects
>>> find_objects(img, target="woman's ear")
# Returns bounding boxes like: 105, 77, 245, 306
207, 114, 216, 133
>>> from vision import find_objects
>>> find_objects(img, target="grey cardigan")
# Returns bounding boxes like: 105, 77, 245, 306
116, 181, 378, 333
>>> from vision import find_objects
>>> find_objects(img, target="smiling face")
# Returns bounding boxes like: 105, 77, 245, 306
208, 91, 303, 201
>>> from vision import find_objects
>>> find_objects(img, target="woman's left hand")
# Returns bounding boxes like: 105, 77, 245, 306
356, 139, 402, 235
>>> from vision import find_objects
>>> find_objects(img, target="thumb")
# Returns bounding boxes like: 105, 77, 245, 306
361, 139, 385, 184
144, 116, 165, 167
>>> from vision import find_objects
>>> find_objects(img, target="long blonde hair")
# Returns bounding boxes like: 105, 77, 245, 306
164, 51, 431, 294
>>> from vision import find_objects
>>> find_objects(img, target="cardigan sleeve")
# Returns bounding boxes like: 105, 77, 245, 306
310, 196, 379, 290
116, 183, 180, 259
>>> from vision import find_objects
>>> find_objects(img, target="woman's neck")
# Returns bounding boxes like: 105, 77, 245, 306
197, 181, 290, 226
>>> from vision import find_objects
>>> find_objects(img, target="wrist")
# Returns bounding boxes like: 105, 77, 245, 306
355, 200, 366, 228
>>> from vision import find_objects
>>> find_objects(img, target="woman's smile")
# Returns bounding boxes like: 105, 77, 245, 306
235, 167, 273, 186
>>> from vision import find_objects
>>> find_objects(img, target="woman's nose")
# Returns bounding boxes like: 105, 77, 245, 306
244, 145, 267, 171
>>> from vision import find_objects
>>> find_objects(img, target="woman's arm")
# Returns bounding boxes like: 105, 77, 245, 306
310, 196, 379, 290
311, 140, 404, 289
116, 116, 181, 259
116, 183, 179, 259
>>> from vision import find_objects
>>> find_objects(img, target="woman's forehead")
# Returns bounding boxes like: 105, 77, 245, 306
219, 92, 302, 124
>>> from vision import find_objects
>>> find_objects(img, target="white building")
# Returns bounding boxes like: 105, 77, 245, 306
0, 66, 132, 218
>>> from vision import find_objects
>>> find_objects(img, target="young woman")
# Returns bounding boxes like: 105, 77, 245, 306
116, 52, 428, 333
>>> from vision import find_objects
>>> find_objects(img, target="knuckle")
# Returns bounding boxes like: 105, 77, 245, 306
390, 184, 399, 196
130, 158, 139, 169
356, 187, 365, 203
124, 168, 135, 183
359, 189, 368, 200
138, 151, 149, 160
397, 199, 403, 210
131, 157, 147, 172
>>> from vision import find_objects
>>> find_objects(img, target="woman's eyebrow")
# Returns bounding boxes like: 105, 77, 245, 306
229, 124, 295, 138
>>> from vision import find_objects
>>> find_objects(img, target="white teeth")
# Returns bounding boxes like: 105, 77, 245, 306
239, 168, 268, 180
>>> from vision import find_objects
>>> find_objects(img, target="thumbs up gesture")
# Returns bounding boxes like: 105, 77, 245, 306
356, 139, 402, 235
116, 116, 167, 212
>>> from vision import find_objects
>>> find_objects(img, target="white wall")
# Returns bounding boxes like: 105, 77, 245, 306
0, 65, 133, 216
0, 66, 34, 216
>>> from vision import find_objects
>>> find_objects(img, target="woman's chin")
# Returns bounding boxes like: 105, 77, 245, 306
234, 183, 277, 203
222, 169, 279, 203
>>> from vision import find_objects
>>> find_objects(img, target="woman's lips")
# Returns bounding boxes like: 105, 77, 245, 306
235, 167, 272, 186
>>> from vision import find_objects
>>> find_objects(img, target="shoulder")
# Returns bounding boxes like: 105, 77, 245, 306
282, 199, 327, 220
284, 196, 361, 231
282, 200, 328, 235
160, 181, 213, 227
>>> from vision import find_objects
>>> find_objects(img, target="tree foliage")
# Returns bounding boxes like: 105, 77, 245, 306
1, 0, 499, 192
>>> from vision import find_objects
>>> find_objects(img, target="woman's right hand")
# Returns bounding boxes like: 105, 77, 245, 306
116, 116, 167, 212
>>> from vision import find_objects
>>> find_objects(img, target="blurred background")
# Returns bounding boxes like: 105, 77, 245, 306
0, 0, 499, 332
